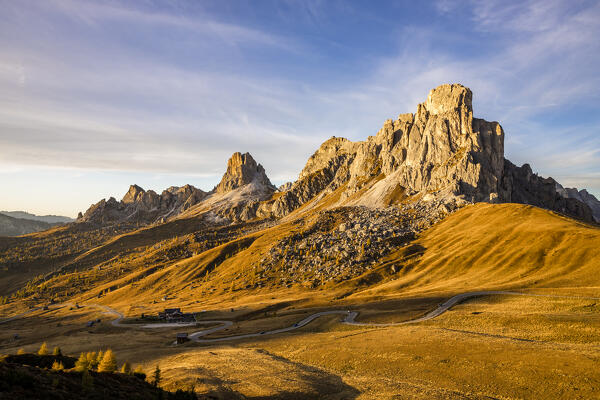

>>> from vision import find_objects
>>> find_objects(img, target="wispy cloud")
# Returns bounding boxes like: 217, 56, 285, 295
48, 0, 294, 49
0, 0, 599, 215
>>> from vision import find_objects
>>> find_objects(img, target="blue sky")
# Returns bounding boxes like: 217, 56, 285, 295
1, 0, 599, 217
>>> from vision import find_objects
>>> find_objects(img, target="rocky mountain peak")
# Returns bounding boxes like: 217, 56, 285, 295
215, 152, 274, 194
266, 83, 595, 222
423, 83, 472, 115
122, 184, 145, 204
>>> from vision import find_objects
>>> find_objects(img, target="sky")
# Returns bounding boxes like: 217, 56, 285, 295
0, 0, 599, 218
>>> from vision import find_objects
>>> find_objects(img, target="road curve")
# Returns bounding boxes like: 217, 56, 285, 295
185, 291, 519, 342
184, 290, 600, 342
3, 291, 599, 343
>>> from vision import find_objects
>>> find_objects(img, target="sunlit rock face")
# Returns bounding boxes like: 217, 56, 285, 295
268, 83, 594, 222
270, 84, 505, 216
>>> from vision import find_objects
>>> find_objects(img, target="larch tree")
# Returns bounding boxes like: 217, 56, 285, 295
120, 361, 132, 374
98, 349, 117, 373
37, 342, 49, 355
75, 353, 89, 372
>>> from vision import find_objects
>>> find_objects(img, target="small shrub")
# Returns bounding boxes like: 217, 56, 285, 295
16, 349, 25, 355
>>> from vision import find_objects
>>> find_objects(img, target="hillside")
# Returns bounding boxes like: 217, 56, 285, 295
0, 85, 600, 399
0, 352, 197, 400
360, 202, 600, 297
0, 214, 56, 237
0, 211, 73, 224
78, 202, 599, 313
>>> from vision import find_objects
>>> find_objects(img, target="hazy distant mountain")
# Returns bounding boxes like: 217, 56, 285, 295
0, 211, 74, 224
0, 213, 57, 236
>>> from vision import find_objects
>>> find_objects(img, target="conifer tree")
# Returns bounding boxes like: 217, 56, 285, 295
120, 361, 132, 374
52, 346, 62, 356
38, 342, 49, 355
51, 360, 64, 370
98, 349, 117, 373
84, 352, 96, 370
75, 353, 89, 372
16, 348, 25, 355
96, 350, 104, 363
152, 364, 161, 387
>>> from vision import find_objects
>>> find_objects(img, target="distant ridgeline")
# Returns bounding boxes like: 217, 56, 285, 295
0, 211, 72, 237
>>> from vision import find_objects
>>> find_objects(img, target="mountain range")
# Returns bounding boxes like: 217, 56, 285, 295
1, 83, 598, 298
74, 83, 599, 228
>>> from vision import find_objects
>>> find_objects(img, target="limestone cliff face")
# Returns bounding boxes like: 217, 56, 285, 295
555, 183, 600, 222
77, 84, 597, 226
498, 164, 596, 222
79, 152, 277, 226
270, 84, 505, 217
215, 152, 274, 194
268, 83, 594, 222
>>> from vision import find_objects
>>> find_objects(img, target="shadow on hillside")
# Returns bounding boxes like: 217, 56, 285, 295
193, 349, 360, 399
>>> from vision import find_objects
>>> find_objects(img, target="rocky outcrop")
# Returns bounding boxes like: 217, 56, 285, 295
500, 161, 594, 222
268, 84, 505, 217
78, 152, 278, 226
75, 84, 598, 227
184, 153, 277, 223
215, 152, 274, 194
278, 182, 293, 192
264, 83, 595, 222
556, 183, 600, 222
78, 184, 207, 225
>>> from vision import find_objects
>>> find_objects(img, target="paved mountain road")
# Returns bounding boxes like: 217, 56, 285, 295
3, 291, 599, 343
185, 290, 600, 342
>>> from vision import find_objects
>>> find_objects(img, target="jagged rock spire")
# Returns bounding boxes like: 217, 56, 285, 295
215, 152, 274, 194
122, 184, 145, 204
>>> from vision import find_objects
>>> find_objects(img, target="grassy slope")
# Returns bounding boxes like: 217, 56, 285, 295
359, 202, 600, 298
86, 202, 600, 317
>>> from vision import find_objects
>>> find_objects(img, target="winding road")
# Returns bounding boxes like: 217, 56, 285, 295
3, 291, 599, 343
185, 290, 523, 342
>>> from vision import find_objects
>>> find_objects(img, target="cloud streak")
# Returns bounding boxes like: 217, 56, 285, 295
0, 0, 599, 216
